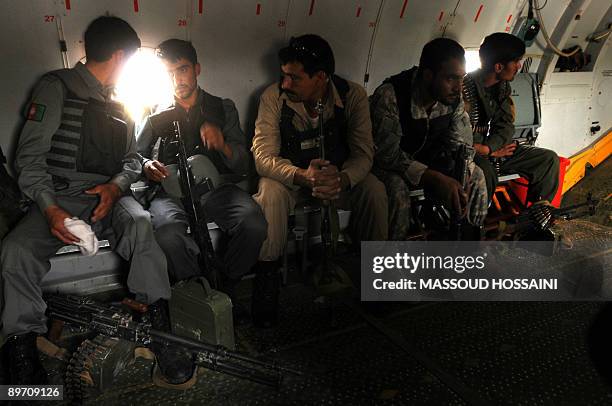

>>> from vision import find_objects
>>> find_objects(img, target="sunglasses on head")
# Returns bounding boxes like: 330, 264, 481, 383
289, 38, 319, 60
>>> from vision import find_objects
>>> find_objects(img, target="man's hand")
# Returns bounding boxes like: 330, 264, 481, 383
200, 122, 232, 158
421, 169, 468, 217
490, 143, 517, 158
85, 183, 123, 222
294, 159, 342, 200
44, 205, 79, 245
143, 160, 169, 182
474, 143, 490, 156
313, 164, 342, 200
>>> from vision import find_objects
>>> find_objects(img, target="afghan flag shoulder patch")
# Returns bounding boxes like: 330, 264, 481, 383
26, 103, 46, 122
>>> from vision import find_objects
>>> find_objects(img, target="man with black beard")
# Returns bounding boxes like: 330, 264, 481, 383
370, 38, 488, 240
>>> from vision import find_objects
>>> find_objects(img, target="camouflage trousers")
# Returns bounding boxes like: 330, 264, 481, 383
375, 162, 488, 240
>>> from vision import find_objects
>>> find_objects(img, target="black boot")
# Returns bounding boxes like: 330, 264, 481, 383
220, 275, 251, 326
0, 340, 11, 385
251, 261, 280, 328
4, 332, 47, 384
147, 300, 196, 385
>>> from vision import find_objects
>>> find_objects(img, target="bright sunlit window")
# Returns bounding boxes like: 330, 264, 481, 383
114, 48, 173, 125
464, 49, 481, 73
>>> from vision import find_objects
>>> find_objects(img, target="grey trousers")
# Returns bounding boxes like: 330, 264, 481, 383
148, 184, 267, 282
476, 145, 560, 203
0, 195, 171, 337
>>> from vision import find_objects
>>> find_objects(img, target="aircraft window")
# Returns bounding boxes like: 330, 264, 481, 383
114, 47, 174, 125
464, 49, 480, 73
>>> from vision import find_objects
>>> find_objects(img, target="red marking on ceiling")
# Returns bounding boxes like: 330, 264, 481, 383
256, 3, 261, 15
356, 6, 362, 18
65, 0, 71, 10
507, 14, 512, 23
198, 0, 203, 14
309, 0, 315, 16
400, 0, 408, 18
438, 10, 444, 21
133, 0, 139, 13
505, 26, 511, 32
474, 4, 483, 22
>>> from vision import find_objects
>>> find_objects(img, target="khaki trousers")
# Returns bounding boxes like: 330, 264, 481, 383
253, 173, 388, 261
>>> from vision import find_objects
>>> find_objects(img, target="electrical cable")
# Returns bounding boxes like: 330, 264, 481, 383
533, 0, 547, 11
533, 0, 580, 57
363, 0, 386, 87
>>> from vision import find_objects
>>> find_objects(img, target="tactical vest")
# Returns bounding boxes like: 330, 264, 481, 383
44, 69, 128, 179
148, 92, 230, 174
279, 75, 350, 169
383, 67, 459, 176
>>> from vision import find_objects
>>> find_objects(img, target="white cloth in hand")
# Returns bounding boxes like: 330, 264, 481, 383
63, 217, 99, 256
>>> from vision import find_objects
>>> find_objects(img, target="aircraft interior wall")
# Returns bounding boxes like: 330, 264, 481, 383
0, 0, 610, 171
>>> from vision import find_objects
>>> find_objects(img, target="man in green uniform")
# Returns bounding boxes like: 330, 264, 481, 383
464, 33, 559, 204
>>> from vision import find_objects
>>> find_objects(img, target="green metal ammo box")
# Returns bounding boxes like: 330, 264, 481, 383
169, 277, 235, 350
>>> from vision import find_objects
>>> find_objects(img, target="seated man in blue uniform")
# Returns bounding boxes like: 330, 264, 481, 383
136, 39, 267, 323
0, 17, 192, 385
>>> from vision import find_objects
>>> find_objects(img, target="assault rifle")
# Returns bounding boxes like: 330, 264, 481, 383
171, 121, 222, 287
312, 100, 351, 294
46, 295, 300, 387
450, 143, 473, 240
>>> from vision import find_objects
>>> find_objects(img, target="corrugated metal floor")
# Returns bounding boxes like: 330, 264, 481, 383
42, 157, 612, 405
44, 288, 612, 405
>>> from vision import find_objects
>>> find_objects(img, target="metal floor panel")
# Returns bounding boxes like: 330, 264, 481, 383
386, 302, 610, 405
43, 217, 612, 405
43, 292, 612, 405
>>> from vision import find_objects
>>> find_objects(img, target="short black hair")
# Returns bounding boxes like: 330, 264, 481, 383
84, 16, 140, 62
278, 34, 335, 76
419, 38, 465, 75
479, 33, 525, 70
156, 39, 198, 65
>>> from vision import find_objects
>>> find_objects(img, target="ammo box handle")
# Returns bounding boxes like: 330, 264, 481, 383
195, 276, 213, 295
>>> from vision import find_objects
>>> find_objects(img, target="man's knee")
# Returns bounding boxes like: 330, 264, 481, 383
155, 222, 188, 252
254, 177, 291, 209
353, 173, 388, 212
543, 149, 559, 168
240, 205, 268, 242
123, 209, 154, 237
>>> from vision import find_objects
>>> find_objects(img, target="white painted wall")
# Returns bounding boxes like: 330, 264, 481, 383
0, 0, 610, 170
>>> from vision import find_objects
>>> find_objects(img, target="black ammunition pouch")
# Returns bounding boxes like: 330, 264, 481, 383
77, 98, 128, 176
279, 108, 349, 169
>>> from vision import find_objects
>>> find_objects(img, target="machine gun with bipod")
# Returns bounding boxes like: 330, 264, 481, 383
46, 294, 300, 390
